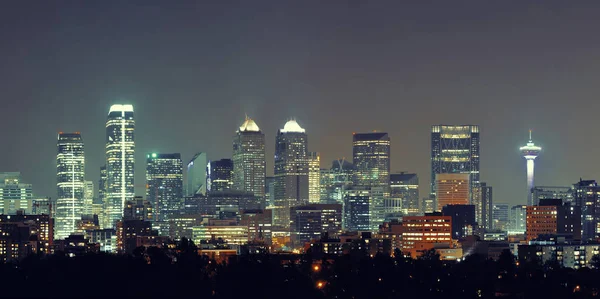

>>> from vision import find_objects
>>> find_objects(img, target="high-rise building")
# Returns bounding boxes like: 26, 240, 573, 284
207, 158, 233, 192
343, 188, 371, 231
186, 152, 208, 196
241, 209, 273, 244
0, 173, 33, 215
83, 181, 94, 216
308, 152, 321, 204
123, 196, 153, 221
265, 177, 275, 207
526, 199, 581, 241
480, 182, 493, 231
390, 173, 419, 215
441, 204, 476, 239
573, 179, 600, 241
532, 186, 573, 206
509, 205, 527, 234
320, 159, 354, 204
520, 131, 542, 206
435, 173, 470, 211
273, 120, 308, 229
233, 117, 266, 201
431, 125, 480, 204
105, 104, 135, 228
399, 214, 452, 257
422, 196, 435, 214
98, 166, 107, 227
146, 153, 183, 222
56, 132, 85, 240
352, 132, 390, 187
492, 203, 509, 231
290, 204, 342, 248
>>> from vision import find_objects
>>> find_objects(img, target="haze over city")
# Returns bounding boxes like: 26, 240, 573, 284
2, 1, 600, 205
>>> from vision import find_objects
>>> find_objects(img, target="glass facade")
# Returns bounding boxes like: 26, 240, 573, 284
233, 117, 266, 202
186, 152, 208, 196
352, 132, 390, 188
273, 120, 308, 229
56, 132, 85, 240
573, 180, 600, 241
431, 125, 480, 204
146, 153, 183, 223
105, 104, 135, 229
208, 158, 234, 192
308, 152, 321, 204
0, 173, 33, 215
343, 188, 371, 231
390, 173, 419, 215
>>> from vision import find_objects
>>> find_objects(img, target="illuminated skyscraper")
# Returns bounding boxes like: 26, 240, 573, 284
207, 158, 234, 192
186, 152, 208, 196
520, 130, 541, 206
390, 172, 419, 215
146, 153, 183, 222
431, 125, 480, 205
0, 173, 33, 215
83, 181, 94, 216
435, 173, 470, 211
56, 132, 85, 240
273, 120, 308, 229
105, 104, 135, 228
233, 117, 266, 201
308, 152, 321, 204
98, 166, 107, 227
352, 132, 390, 187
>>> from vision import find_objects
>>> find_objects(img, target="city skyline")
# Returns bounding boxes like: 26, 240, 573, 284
3, 1, 600, 207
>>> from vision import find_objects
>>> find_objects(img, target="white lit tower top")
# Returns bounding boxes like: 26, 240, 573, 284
520, 130, 541, 206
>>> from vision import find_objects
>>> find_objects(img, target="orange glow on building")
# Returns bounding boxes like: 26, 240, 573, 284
526, 205, 557, 241
436, 173, 469, 211
399, 215, 452, 257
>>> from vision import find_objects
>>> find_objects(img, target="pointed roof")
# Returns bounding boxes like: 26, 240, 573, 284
239, 116, 260, 132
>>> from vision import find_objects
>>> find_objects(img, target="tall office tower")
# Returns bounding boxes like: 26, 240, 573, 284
265, 177, 275, 207
186, 152, 208, 196
207, 159, 234, 192
56, 132, 85, 240
431, 125, 479, 204
352, 132, 390, 187
435, 173, 470, 211
98, 166, 107, 227
532, 186, 573, 206
390, 173, 419, 215
146, 153, 184, 222
308, 152, 321, 204
0, 173, 33, 215
105, 104, 135, 228
320, 159, 354, 204
233, 117, 266, 200
492, 203, 509, 231
343, 188, 371, 231
520, 130, 542, 206
480, 182, 493, 231
573, 179, 600, 241
83, 181, 94, 216
273, 120, 308, 229
509, 205, 527, 234
290, 204, 343, 248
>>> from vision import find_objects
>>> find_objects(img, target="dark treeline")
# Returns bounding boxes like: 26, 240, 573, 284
1, 241, 599, 298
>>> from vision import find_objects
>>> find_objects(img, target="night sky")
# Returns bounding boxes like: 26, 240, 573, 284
2, 1, 600, 206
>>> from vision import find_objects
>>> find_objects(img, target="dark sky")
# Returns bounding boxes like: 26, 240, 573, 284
2, 1, 600, 206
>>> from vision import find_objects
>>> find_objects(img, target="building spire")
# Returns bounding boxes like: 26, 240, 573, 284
529, 129, 532, 141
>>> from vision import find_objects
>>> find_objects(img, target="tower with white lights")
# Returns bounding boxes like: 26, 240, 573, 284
520, 130, 541, 206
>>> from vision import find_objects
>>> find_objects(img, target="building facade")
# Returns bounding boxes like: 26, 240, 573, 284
352, 132, 390, 188
56, 132, 85, 240
390, 173, 419, 215
290, 204, 342, 248
207, 158, 234, 192
146, 153, 183, 222
399, 214, 452, 257
105, 104, 135, 228
435, 173, 470, 211
509, 205, 527, 234
492, 203, 509, 231
233, 117, 266, 201
573, 180, 600, 241
343, 188, 371, 231
186, 152, 208, 196
431, 125, 480, 204
0, 173, 34, 215
273, 120, 308, 229
308, 152, 321, 204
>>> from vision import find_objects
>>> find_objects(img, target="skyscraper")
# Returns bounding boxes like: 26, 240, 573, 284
431, 125, 480, 204
492, 203, 509, 231
105, 104, 135, 228
273, 120, 308, 229
186, 152, 208, 196
308, 152, 321, 204
480, 182, 493, 231
207, 158, 234, 192
0, 173, 33, 215
233, 117, 266, 201
352, 132, 390, 187
146, 153, 183, 222
56, 132, 85, 240
98, 166, 107, 227
390, 173, 419, 215
83, 181, 94, 216
435, 173, 470, 211
573, 179, 600, 241
520, 130, 541, 206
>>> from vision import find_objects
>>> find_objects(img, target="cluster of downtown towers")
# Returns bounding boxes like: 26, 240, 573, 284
56, 104, 495, 241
